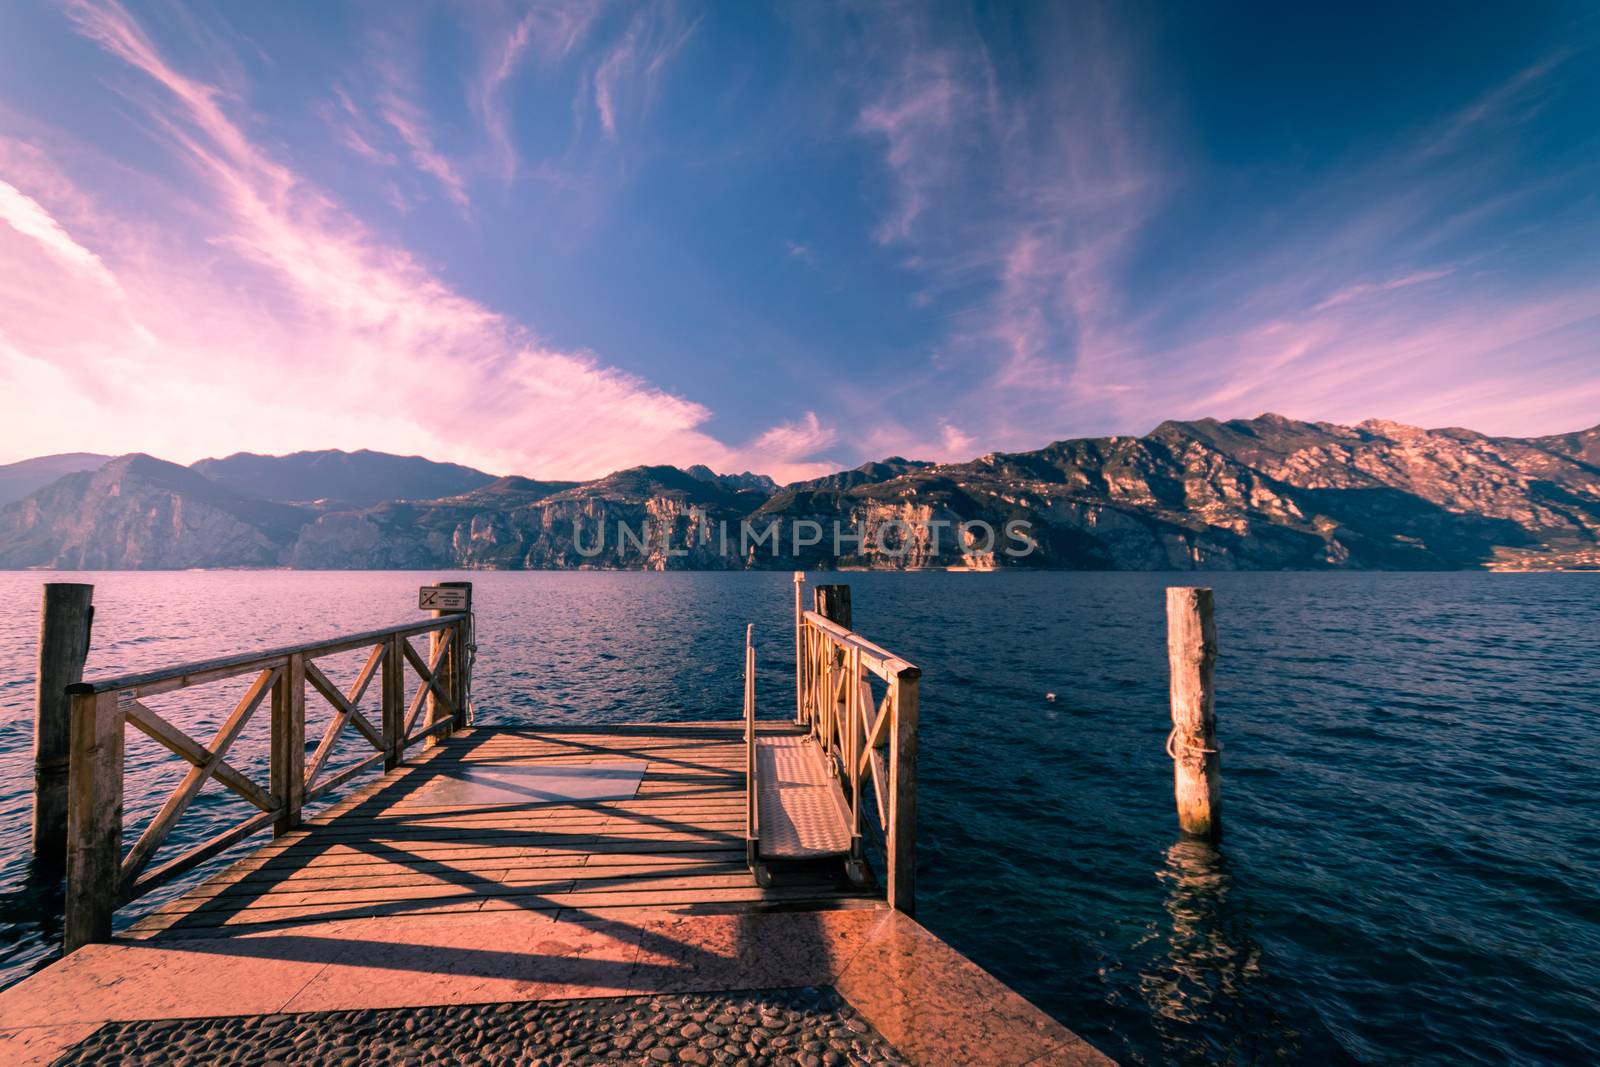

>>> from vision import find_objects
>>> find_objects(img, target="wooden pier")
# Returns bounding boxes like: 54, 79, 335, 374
0, 579, 1109, 1066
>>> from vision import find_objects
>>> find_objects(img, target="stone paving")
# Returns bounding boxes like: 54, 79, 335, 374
52, 986, 911, 1067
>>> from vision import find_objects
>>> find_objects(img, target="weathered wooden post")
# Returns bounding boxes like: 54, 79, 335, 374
34, 582, 94, 873
813, 583, 852, 629
383, 633, 404, 770
64, 689, 122, 951
270, 653, 306, 835
888, 664, 919, 915
427, 580, 472, 745
1166, 586, 1221, 842
792, 572, 805, 725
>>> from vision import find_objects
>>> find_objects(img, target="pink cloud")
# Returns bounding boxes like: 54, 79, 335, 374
0, 179, 121, 293
0, 0, 795, 482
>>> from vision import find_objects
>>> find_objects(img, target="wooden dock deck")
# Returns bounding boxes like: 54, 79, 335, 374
1, 579, 1111, 1065
133, 723, 876, 937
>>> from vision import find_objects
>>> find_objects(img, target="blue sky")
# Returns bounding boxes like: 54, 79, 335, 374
0, 1, 1596, 479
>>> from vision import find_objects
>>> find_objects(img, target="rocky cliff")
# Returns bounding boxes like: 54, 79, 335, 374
0, 454, 309, 568
2, 416, 1597, 570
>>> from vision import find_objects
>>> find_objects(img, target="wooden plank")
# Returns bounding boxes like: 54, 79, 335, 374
67, 617, 461, 697
189, 856, 752, 899
127, 721, 883, 943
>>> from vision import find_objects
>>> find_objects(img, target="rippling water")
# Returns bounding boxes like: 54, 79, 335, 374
0, 570, 1596, 1064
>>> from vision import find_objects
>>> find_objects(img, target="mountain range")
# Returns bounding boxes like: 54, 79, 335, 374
1, 416, 1597, 570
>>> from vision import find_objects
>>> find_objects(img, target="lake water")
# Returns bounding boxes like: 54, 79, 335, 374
0, 570, 1596, 1064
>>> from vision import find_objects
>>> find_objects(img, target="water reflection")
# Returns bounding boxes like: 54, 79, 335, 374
1140, 839, 1292, 1063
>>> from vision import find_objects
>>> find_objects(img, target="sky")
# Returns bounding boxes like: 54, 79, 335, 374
0, 0, 1597, 481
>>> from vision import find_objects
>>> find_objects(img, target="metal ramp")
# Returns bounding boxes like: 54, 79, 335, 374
742, 625, 858, 880
754, 734, 853, 859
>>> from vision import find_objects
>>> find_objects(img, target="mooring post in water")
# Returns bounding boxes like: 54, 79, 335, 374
813, 583, 852, 629
428, 580, 472, 745
34, 582, 94, 873
1166, 586, 1221, 843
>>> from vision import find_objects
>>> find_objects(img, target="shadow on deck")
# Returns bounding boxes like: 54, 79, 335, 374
0, 725, 1110, 1066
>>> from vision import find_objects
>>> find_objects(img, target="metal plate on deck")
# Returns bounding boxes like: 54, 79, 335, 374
756, 735, 852, 859
410, 761, 647, 805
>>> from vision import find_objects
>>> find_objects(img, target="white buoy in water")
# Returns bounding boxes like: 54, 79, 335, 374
1045, 692, 1057, 701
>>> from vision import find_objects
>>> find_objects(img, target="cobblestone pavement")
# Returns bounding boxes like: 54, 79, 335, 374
53, 986, 911, 1066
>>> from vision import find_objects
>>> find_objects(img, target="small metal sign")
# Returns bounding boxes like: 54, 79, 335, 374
418, 586, 469, 612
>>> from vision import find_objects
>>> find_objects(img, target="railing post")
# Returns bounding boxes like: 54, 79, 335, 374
271, 653, 305, 835
848, 647, 863, 844
427, 580, 472, 745
64, 689, 122, 952
383, 634, 404, 770
792, 571, 805, 725
744, 623, 757, 869
887, 666, 919, 916
34, 582, 94, 874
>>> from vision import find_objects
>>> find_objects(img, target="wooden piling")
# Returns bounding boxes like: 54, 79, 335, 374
34, 583, 94, 872
813, 583, 852, 629
1166, 586, 1220, 842
428, 581, 472, 745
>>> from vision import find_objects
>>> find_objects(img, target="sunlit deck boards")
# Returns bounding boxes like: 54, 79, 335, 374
129, 723, 878, 938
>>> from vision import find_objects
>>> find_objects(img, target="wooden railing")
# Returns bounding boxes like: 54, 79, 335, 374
743, 622, 758, 870
62, 614, 471, 951
792, 574, 920, 914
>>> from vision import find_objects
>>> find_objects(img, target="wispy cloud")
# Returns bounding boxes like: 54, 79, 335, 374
0, 179, 121, 293
0, 0, 765, 477
377, 93, 471, 211
1312, 268, 1455, 311
846, 2, 1162, 444
590, 5, 701, 142
327, 86, 398, 167
1421, 51, 1570, 159
844, 4, 1597, 446
475, 1, 601, 180
750, 410, 835, 456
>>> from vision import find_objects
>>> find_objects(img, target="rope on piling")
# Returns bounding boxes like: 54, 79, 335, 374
1165, 724, 1220, 758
